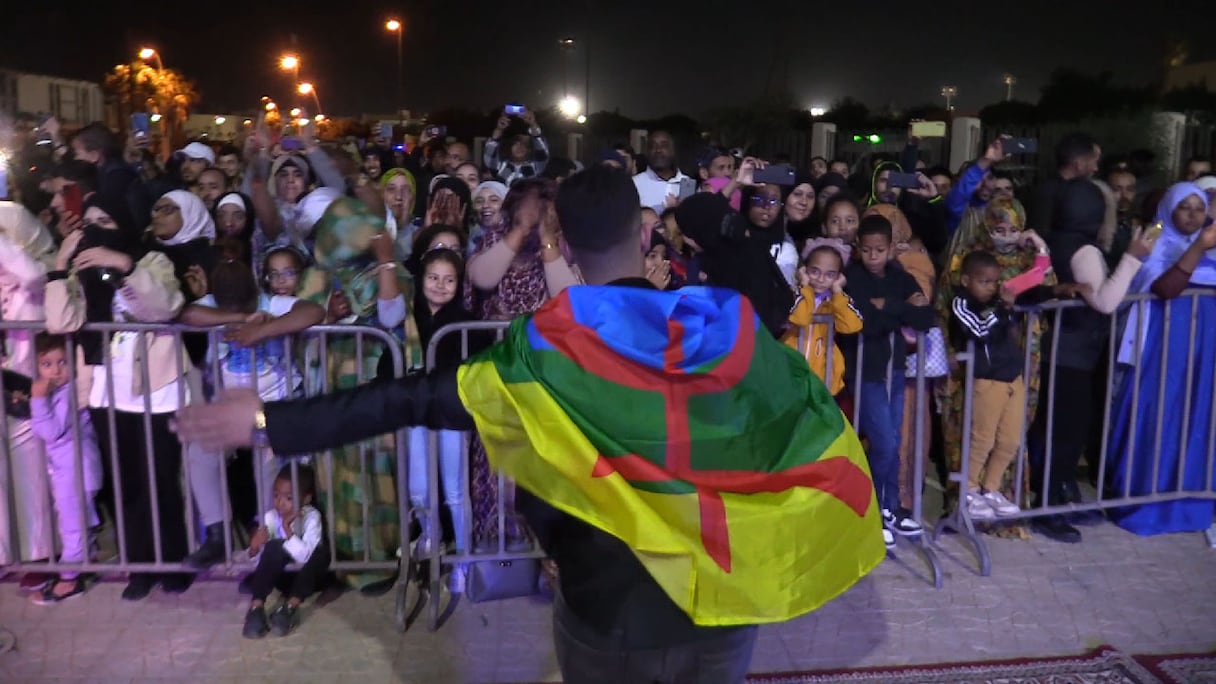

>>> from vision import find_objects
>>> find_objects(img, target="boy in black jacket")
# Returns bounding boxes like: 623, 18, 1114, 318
948, 250, 1087, 522
842, 215, 936, 548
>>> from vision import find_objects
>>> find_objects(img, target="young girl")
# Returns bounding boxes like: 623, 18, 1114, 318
782, 238, 863, 414
179, 260, 324, 511
29, 333, 103, 603
407, 248, 491, 592
242, 464, 327, 639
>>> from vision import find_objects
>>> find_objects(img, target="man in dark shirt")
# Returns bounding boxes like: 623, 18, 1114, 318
174, 166, 878, 683
1028, 132, 1100, 237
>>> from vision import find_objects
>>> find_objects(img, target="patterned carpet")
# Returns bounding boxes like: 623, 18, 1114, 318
516, 646, 1216, 683
744, 646, 1213, 684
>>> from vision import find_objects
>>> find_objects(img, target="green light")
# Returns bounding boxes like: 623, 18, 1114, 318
868, 134, 882, 144
852, 134, 862, 142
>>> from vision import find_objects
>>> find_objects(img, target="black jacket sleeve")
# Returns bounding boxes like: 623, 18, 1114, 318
264, 366, 473, 455
899, 194, 949, 257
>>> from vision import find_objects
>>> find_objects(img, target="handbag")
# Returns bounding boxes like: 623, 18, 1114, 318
906, 327, 949, 379
465, 557, 540, 603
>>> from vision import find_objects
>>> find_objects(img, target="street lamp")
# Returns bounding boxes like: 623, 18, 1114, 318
138, 47, 165, 71
940, 86, 958, 111
314, 114, 326, 122
559, 95, 581, 119
576, 114, 587, 125
264, 101, 277, 112
1003, 73, 1017, 101
279, 54, 300, 104
298, 82, 324, 116
385, 19, 404, 111
559, 38, 576, 98
289, 107, 302, 118
809, 106, 827, 117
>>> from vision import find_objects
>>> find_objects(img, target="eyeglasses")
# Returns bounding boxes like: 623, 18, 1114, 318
750, 196, 781, 208
151, 204, 181, 215
268, 269, 299, 281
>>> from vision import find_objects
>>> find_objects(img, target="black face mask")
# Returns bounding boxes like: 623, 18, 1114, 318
78, 223, 133, 254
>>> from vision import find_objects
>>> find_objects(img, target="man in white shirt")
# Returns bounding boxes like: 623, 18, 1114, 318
633, 131, 689, 214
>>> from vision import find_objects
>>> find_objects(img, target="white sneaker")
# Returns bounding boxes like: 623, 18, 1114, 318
965, 489, 996, 521
881, 528, 895, 549
982, 490, 1021, 517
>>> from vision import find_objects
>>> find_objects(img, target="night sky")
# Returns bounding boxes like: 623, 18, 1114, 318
0, 1, 1208, 119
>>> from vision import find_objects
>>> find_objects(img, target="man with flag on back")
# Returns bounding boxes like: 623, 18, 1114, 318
174, 167, 885, 683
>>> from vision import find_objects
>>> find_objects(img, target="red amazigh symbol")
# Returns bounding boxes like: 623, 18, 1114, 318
533, 293, 872, 573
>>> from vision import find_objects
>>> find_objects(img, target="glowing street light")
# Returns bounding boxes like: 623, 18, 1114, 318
289, 107, 302, 117
298, 82, 324, 115
809, 106, 826, 117
264, 101, 277, 112
243, 119, 252, 126
149, 113, 163, 122
214, 116, 226, 125
297, 82, 314, 95
279, 54, 299, 72
941, 85, 958, 111
137, 47, 165, 71
576, 114, 587, 125
1003, 73, 1017, 101
385, 19, 404, 109
559, 95, 581, 119
314, 114, 326, 122
297, 118, 310, 127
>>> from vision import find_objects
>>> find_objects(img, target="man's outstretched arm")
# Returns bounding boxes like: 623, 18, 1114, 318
173, 367, 473, 453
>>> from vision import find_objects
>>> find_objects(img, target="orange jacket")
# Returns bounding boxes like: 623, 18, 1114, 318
782, 287, 864, 395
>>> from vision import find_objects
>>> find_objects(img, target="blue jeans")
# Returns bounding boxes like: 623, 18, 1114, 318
859, 378, 906, 513
407, 427, 468, 552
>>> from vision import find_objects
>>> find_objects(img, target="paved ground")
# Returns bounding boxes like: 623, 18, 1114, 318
1, 520, 1214, 684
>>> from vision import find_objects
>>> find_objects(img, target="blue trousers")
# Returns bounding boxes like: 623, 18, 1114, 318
407, 427, 469, 552
859, 378, 906, 513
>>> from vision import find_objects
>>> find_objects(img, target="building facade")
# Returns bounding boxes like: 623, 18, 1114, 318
0, 69, 104, 127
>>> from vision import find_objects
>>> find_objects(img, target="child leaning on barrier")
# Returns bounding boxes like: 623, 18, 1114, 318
28, 333, 103, 604
948, 250, 1090, 522
781, 238, 862, 415
407, 247, 493, 593
178, 259, 324, 514
241, 464, 327, 639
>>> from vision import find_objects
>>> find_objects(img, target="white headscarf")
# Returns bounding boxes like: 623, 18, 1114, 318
474, 180, 508, 203
0, 201, 55, 266
157, 189, 216, 246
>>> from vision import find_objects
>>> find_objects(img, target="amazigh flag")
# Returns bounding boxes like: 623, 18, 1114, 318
456, 285, 884, 626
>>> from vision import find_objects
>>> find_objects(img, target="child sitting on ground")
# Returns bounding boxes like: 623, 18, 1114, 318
948, 250, 1088, 521
242, 464, 327, 639
782, 238, 863, 416
28, 333, 103, 604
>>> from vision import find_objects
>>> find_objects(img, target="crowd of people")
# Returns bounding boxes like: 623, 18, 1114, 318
1, 108, 1214, 641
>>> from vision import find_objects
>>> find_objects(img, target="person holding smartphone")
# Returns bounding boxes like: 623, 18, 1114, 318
484, 105, 550, 186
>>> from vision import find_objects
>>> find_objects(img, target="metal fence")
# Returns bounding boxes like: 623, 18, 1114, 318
0, 321, 409, 583
4, 288, 1214, 631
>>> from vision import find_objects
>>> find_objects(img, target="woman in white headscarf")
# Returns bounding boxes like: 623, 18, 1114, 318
0, 201, 57, 587
1107, 182, 1216, 536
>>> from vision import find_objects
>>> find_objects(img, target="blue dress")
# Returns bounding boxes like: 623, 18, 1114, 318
1107, 292, 1216, 535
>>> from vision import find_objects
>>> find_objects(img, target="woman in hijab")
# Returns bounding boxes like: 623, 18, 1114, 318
783, 171, 819, 247
813, 172, 850, 217
470, 180, 507, 258
740, 183, 799, 289
45, 192, 194, 599
1026, 179, 1152, 543
0, 202, 57, 590
934, 198, 1058, 528
152, 190, 218, 300
380, 168, 418, 260
295, 197, 420, 590
214, 191, 255, 259
463, 177, 579, 550
425, 175, 473, 235
1106, 182, 1216, 536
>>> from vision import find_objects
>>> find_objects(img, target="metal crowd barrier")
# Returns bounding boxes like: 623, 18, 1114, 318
935, 289, 1216, 576
0, 320, 407, 583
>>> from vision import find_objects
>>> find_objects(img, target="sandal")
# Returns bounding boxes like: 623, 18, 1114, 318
32, 577, 88, 605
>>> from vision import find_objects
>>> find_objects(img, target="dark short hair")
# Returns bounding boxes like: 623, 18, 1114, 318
217, 144, 241, 159
1055, 132, 1098, 171
34, 332, 67, 356
925, 165, 952, 179
822, 193, 861, 218
1187, 155, 1211, 166
200, 166, 226, 180
990, 168, 1015, 183
52, 159, 98, 195
71, 122, 119, 159
857, 214, 892, 242
210, 260, 260, 313
275, 463, 317, 502
541, 157, 578, 181
555, 165, 641, 254
420, 247, 464, 279
809, 156, 828, 165
961, 250, 1000, 276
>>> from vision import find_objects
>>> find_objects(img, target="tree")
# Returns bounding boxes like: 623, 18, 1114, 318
1037, 68, 1155, 121
821, 96, 871, 129
979, 100, 1040, 126
104, 60, 199, 151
